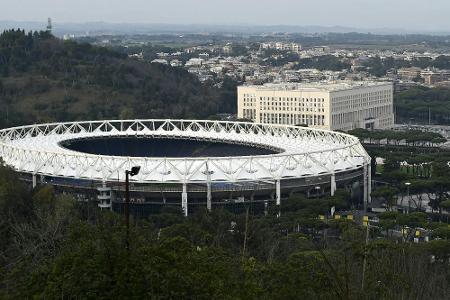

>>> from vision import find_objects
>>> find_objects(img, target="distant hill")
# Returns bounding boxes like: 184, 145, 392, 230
2, 21, 450, 36
0, 29, 237, 128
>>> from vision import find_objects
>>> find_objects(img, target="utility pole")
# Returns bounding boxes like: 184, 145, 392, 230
125, 166, 141, 250
125, 170, 130, 249
428, 107, 431, 125
361, 218, 370, 291
405, 182, 411, 214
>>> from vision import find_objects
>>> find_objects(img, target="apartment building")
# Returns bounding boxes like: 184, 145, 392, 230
421, 69, 450, 85
237, 81, 394, 131
260, 42, 302, 53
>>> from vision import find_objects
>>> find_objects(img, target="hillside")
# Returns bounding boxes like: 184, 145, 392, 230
0, 29, 237, 128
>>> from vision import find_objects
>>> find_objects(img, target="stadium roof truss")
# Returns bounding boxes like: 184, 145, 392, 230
0, 120, 370, 184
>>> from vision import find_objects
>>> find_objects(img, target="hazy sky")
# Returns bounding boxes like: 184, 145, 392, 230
2, 0, 450, 31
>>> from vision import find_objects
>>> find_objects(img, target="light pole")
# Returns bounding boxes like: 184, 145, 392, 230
405, 182, 411, 214
125, 166, 141, 249
315, 186, 321, 198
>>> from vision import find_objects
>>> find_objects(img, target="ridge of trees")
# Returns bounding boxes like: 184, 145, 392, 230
0, 29, 238, 128
348, 128, 446, 146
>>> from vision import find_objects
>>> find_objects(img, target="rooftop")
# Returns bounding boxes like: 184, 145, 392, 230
241, 81, 392, 92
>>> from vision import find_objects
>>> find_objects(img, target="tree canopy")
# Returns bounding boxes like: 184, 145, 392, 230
0, 29, 238, 128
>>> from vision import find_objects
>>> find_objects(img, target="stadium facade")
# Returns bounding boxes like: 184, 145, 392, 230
0, 119, 372, 215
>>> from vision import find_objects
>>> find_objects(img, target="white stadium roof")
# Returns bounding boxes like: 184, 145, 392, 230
0, 119, 370, 184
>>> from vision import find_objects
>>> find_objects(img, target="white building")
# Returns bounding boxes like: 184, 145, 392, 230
170, 60, 183, 67
260, 42, 302, 53
185, 58, 204, 66
237, 81, 394, 131
151, 59, 168, 65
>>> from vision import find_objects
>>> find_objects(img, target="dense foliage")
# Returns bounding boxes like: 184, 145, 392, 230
365, 140, 450, 214
395, 87, 450, 124
0, 163, 448, 299
0, 29, 237, 128
348, 128, 446, 146
295, 55, 351, 71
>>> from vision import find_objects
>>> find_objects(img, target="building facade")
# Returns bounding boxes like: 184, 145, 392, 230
237, 81, 394, 131
260, 42, 302, 53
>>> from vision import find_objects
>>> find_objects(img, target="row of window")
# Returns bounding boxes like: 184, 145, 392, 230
261, 101, 325, 107
332, 105, 392, 126
258, 97, 325, 103
261, 107, 325, 113
242, 109, 256, 120
260, 113, 326, 126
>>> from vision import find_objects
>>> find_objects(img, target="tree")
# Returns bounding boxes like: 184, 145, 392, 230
371, 186, 399, 210
440, 199, 450, 212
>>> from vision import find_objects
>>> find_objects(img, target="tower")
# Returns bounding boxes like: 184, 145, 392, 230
46, 18, 52, 32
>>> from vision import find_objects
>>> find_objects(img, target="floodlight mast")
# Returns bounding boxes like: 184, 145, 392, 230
125, 166, 141, 250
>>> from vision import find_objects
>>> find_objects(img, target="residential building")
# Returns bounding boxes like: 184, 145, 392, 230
260, 42, 302, 53
397, 67, 422, 81
421, 69, 450, 85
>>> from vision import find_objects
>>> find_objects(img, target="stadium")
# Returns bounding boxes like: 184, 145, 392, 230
0, 119, 371, 215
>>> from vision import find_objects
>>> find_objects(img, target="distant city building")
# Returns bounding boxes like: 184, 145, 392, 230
260, 42, 302, 53
129, 52, 144, 60
421, 69, 450, 85
199, 53, 210, 59
170, 60, 183, 67
222, 44, 233, 55
63, 34, 75, 40
397, 67, 422, 81
151, 59, 168, 65
237, 81, 394, 131
397, 67, 450, 86
185, 58, 204, 66
312, 46, 331, 53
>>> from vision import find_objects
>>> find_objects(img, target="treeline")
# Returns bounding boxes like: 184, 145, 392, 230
295, 55, 350, 71
0, 29, 238, 128
395, 87, 450, 124
264, 51, 350, 71
348, 128, 446, 146
291, 32, 450, 48
0, 163, 448, 299
363, 55, 450, 77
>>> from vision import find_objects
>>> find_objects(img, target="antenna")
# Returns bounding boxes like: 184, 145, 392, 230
46, 18, 52, 32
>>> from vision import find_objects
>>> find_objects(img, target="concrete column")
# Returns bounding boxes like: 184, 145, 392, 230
330, 173, 336, 196
206, 162, 212, 211
32, 173, 37, 188
206, 181, 212, 211
276, 180, 281, 217
363, 164, 368, 211
367, 164, 372, 204
276, 179, 281, 206
97, 181, 112, 210
182, 183, 188, 217
109, 189, 114, 211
